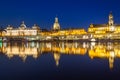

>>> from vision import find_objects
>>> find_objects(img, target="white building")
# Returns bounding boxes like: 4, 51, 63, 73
3, 21, 40, 37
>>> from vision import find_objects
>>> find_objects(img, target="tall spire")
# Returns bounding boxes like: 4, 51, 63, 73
55, 17, 58, 23
108, 12, 114, 26
22, 21, 24, 24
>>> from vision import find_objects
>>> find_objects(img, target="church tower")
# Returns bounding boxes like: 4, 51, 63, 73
108, 12, 115, 31
108, 12, 114, 26
53, 17, 60, 31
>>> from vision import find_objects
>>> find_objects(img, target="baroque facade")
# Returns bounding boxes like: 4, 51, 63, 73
0, 13, 120, 41
88, 13, 115, 34
88, 13, 120, 40
3, 21, 40, 37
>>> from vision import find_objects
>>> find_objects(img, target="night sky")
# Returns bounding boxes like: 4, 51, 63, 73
0, 0, 120, 30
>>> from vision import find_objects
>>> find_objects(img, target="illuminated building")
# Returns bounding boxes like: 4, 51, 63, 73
88, 12, 115, 34
88, 12, 120, 40
2, 21, 40, 41
53, 17, 60, 31
1, 13, 120, 41
39, 17, 87, 41
4, 21, 40, 36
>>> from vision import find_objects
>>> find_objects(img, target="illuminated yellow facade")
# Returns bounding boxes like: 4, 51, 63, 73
50, 29, 87, 36
42, 17, 87, 37
37, 17, 87, 41
1, 13, 120, 41
88, 13, 120, 34
0, 18, 87, 41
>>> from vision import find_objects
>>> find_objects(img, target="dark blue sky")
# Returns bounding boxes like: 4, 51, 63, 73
0, 0, 120, 30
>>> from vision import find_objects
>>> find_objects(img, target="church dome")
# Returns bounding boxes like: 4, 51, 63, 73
19, 21, 27, 29
53, 17, 60, 30
32, 24, 40, 29
6, 25, 13, 30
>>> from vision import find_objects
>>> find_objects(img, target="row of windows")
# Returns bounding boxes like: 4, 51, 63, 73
6, 30, 37, 33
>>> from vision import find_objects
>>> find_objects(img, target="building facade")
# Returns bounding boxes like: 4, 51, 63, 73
88, 13, 116, 34
1, 21, 40, 41
3, 21, 40, 37
1, 13, 120, 41
38, 17, 87, 41
88, 13, 120, 39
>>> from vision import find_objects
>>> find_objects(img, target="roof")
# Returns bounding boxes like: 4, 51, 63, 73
41, 29, 50, 32
19, 21, 27, 29
90, 23, 120, 28
32, 24, 40, 29
114, 24, 120, 26
90, 24, 108, 28
60, 28, 85, 30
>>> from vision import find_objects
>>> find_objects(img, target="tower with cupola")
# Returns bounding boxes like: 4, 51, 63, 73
53, 17, 60, 31
108, 12, 115, 31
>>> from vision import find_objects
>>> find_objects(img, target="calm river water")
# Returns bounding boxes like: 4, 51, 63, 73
0, 41, 120, 80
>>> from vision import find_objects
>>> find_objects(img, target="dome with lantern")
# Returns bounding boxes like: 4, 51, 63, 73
32, 24, 40, 30
53, 17, 60, 31
6, 25, 13, 30
19, 21, 27, 29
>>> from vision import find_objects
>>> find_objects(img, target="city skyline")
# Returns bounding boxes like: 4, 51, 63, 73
1, 12, 120, 42
0, 12, 119, 31
0, 0, 120, 30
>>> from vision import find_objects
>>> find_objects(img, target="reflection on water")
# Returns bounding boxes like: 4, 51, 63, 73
0, 41, 120, 69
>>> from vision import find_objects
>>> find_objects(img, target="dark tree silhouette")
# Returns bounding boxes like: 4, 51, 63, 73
0, 26, 6, 41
